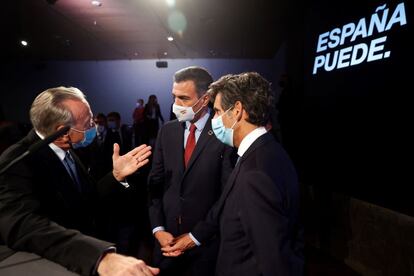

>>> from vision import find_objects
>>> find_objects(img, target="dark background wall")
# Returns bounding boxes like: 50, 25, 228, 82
0, 54, 286, 126
299, 0, 412, 216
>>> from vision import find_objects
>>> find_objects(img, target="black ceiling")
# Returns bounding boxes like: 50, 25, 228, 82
3, 0, 288, 61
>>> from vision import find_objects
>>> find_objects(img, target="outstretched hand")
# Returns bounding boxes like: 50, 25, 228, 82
112, 143, 152, 181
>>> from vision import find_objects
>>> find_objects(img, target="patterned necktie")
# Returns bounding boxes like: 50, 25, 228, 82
63, 151, 82, 192
184, 124, 197, 168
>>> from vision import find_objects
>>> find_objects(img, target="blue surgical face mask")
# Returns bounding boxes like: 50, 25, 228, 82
211, 108, 237, 147
71, 126, 97, 149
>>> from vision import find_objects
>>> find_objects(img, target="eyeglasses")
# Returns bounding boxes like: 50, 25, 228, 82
71, 118, 95, 133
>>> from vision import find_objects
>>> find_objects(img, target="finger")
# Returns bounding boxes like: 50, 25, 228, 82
140, 265, 155, 276
128, 144, 148, 156
137, 159, 149, 169
163, 251, 183, 257
148, 266, 160, 275
137, 151, 152, 161
113, 143, 120, 159
161, 243, 181, 252
136, 146, 152, 158
161, 244, 172, 251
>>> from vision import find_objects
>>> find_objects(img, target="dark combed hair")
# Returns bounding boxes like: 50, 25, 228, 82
208, 72, 274, 126
107, 111, 121, 120
173, 66, 214, 96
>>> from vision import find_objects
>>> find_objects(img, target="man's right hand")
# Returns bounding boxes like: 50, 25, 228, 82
97, 253, 159, 276
154, 230, 174, 248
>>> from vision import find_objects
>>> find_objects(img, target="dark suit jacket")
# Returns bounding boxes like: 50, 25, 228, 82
0, 130, 126, 275
148, 116, 235, 273
215, 133, 304, 276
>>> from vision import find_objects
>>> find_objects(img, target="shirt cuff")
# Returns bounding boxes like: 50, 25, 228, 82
152, 226, 165, 235
189, 232, 201, 246
93, 246, 116, 275
119, 179, 129, 188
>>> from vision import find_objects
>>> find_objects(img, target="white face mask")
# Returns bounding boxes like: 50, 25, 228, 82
172, 95, 205, 122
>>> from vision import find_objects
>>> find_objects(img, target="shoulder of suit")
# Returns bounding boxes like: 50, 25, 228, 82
0, 131, 38, 168
161, 119, 181, 130
0, 131, 36, 160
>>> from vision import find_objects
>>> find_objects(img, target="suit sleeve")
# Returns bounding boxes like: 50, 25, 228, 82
239, 171, 293, 276
147, 126, 166, 229
220, 146, 236, 190
191, 145, 235, 243
0, 162, 113, 276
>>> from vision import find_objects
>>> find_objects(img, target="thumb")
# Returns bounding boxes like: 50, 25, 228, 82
148, 266, 160, 275
113, 143, 120, 159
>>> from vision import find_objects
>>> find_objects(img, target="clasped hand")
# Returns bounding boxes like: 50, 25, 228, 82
154, 231, 196, 257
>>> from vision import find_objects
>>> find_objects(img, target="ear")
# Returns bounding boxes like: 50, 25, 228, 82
233, 101, 244, 120
201, 94, 210, 107
55, 124, 71, 141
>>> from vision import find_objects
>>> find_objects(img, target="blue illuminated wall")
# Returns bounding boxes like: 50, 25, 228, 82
0, 55, 286, 125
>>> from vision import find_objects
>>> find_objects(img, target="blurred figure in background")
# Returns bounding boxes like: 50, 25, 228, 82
107, 111, 132, 155
144, 95, 164, 147
133, 99, 146, 147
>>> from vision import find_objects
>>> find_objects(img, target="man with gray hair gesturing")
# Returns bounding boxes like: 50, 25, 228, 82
0, 87, 159, 276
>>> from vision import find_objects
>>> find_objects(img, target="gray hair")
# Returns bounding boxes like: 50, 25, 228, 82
30, 87, 87, 136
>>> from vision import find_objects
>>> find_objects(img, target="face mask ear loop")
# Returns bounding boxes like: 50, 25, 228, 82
227, 106, 241, 130
192, 93, 208, 114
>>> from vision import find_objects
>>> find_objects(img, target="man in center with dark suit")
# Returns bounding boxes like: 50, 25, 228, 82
148, 66, 235, 276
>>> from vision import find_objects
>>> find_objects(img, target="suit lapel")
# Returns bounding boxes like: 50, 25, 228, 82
69, 149, 96, 195
173, 122, 185, 175
35, 142, 81, 196
215, 133, 274, 216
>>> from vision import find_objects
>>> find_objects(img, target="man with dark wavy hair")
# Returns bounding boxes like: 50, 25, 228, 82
165, 72, 303, 276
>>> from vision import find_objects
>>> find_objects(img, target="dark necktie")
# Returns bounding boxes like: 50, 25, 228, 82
184, 124, 197, 168
63, 152, 82, 192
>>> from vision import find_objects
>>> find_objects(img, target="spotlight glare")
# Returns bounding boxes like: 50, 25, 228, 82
167, 36, 174, 41
91, 1, 102, 7
166, 0, 175, 8
21, 40, 28, 46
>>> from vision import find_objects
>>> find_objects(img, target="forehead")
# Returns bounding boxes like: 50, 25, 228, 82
172, 80, 197, 96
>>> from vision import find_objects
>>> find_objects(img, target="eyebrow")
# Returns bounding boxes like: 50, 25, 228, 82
176, 95, 191, 100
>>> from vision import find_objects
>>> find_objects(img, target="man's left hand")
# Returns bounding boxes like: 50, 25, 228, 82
112, 143, 152, 181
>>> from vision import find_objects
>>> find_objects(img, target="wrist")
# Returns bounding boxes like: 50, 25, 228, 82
112, 170, 124, 182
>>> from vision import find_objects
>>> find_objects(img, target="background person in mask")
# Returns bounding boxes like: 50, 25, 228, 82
133, 99, 146, 147
165, 72, 303, 276
0, 87, 158, 276
147, 66, 235, 276
144, 95, 164, 147
106, 111, 133, 156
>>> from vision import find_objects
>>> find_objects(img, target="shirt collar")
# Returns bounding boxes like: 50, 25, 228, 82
185, 109, 210, 131
237, 126, 267, 158
35, 130, 67, 162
